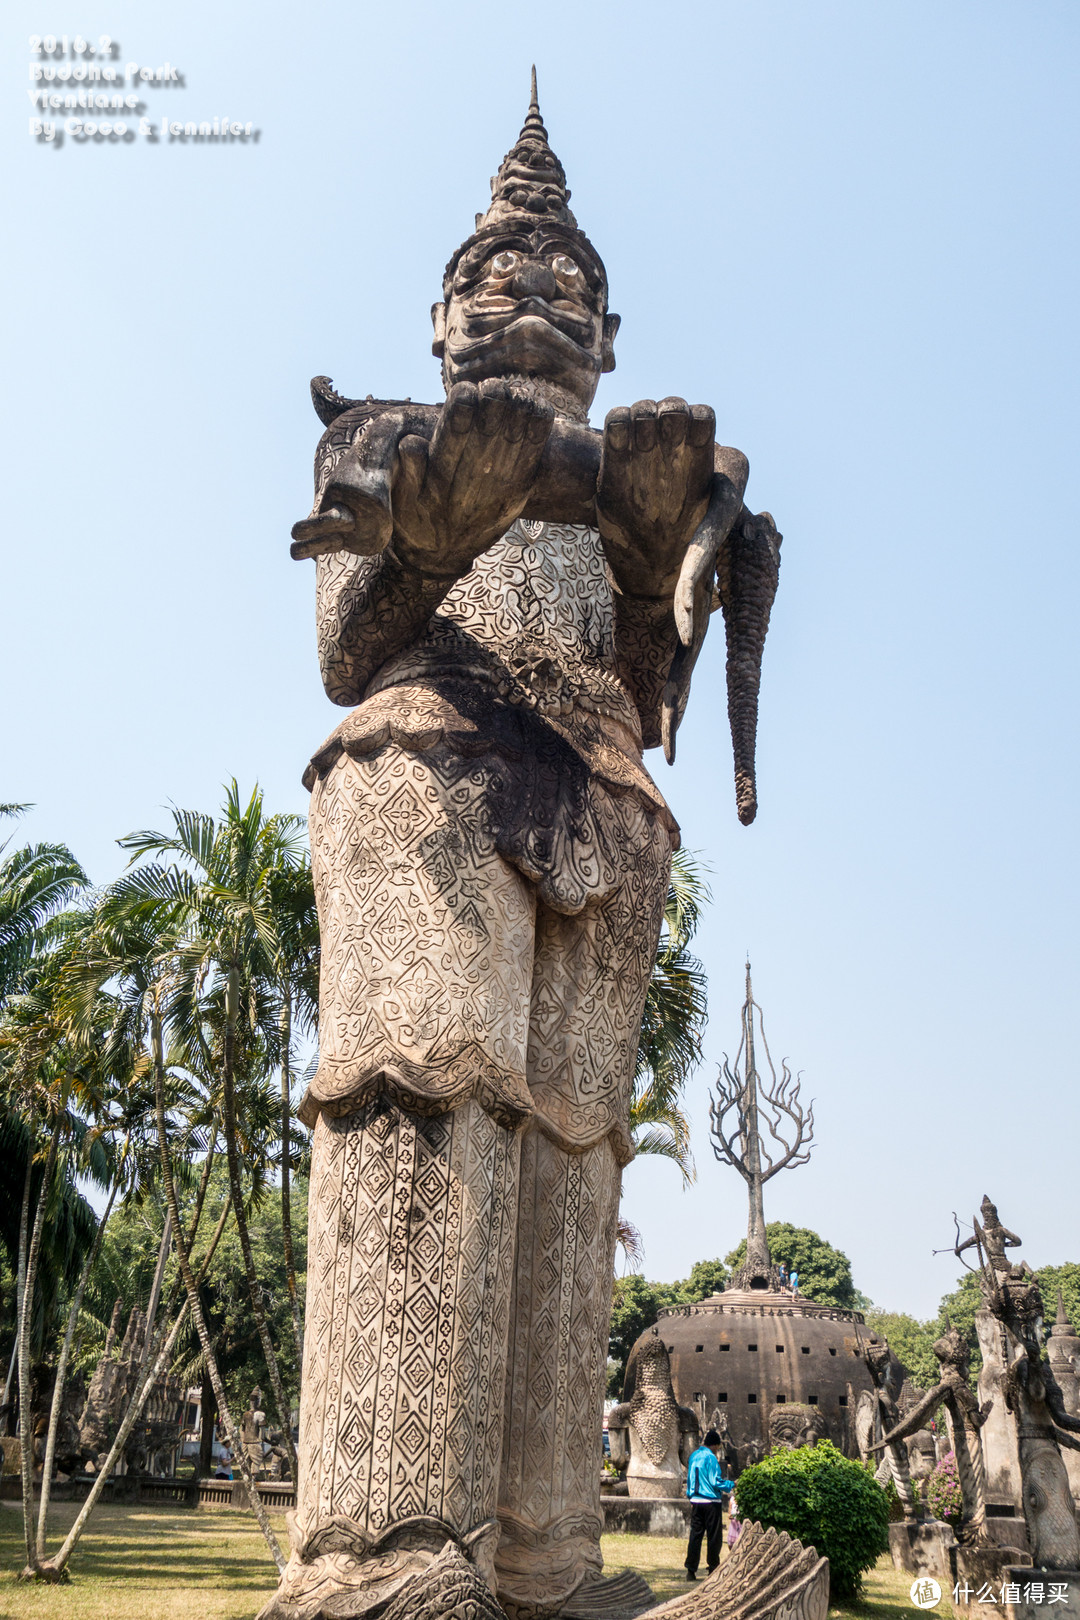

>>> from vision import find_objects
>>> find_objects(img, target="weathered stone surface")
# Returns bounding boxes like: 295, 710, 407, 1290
888, 1521, 957, 1583
560, 1570, 654, 1620
966, 1200, 1080, 1570
601, 1497, 693, 1538
1048, 1294, 1080, 1507
950, 1546, 1032, 1616
874, 1326, 992, 1545
608, 1339, 698, 1498
1003, 1567, 1080, 1620
646, 1521, 829, 1620
78, 1300, 182, 1476
276, 71, 783, 1620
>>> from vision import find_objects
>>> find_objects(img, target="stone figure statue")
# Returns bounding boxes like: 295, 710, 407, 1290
263, 76, 782, 1620
607, 1337, 699, 1498
859, 1340, 919, 1520
767, 1404, 827, 1452
1046, 1292, 1080, 1506
974, 1209, 1080, 1568
871, 1325, 991, 1546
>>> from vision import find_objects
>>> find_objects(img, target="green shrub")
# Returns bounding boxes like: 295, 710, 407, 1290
734, 1440, 890, 1599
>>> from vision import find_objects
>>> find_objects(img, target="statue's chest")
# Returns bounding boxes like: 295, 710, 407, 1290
439, 520, 614, 668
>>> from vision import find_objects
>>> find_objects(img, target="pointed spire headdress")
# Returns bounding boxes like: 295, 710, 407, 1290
443, 68, 606, 295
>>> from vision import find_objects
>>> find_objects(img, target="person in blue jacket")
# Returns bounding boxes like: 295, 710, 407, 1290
684, 1428, 734, 1578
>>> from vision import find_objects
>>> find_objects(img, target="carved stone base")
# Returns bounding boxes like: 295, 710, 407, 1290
950, 1548, 1033, 1616
626, 1476, 682, 1500
1004, 1568, 1080, 1620
888, 1521, 957, 1584
255, 1524, 501, 1620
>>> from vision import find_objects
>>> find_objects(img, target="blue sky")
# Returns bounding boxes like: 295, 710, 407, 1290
4, 0, 1078, 1319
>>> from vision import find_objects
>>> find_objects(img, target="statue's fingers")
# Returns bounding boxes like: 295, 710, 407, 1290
476, 378, 511, 438
393, 434, 428, 509
657, 397, 691, 453
688, 404, 716, 450
630, 399, 658, 454
603, 405, 632, 458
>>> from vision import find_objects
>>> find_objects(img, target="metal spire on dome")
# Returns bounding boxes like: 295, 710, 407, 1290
709, 964, 815, 1291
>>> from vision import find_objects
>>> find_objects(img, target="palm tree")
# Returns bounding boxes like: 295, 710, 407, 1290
628, 848, 710, 1184
58, 881, 287, 1576
113, 785, 311, 1511
0, 807, 86, 1007
0, 943, 110, 1577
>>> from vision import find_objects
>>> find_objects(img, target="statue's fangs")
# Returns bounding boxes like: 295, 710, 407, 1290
261, 71, 783, 1620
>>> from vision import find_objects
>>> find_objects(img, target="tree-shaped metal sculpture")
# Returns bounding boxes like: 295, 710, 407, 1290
709, 963, 814, 1290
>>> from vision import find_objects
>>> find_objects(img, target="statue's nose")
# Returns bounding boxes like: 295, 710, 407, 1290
511, 260, 558, 302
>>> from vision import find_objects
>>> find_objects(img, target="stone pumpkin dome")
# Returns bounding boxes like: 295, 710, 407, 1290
627, 1288, 888, 1470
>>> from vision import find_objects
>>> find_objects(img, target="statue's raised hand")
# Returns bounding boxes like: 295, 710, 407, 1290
391, 380, 554, 577
596, 398, 716, 599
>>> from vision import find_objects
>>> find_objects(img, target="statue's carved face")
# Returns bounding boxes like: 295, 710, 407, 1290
768, 1406, 827, 1451
933, 1326, 969, 1375
433, 227, 619, 412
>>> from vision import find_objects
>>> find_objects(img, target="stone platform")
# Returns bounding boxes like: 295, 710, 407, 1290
602, 1495, 693, 1538
1004, 1568, 1080, 1620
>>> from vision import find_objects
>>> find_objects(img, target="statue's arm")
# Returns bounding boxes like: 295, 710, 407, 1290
303, 383, 555, 705
315, 547, 454, 707
871, 1385, 947, 1450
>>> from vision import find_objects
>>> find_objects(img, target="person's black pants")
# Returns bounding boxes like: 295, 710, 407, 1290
685, 1500, 724, 1574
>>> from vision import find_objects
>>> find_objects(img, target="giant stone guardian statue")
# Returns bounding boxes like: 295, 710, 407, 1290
263, 76, 782, 1620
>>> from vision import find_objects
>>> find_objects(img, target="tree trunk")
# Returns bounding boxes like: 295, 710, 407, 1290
150, 1002, 285, 1572
39, 1298, 192, 1581
221, 964, 297, 1478
279, 992, 304, 1371
36, 1174, 119, 1559
198, 1364, 217, 1479
18, 1117, 61, 1579
32, 1180, 234, 1577
6, 1152, 33, 1437
136, 1207, 172, 1386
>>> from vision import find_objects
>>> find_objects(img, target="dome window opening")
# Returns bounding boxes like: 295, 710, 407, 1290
838, 1395, 848, 1406
775, 1394, 786, 1403
807, 1395, 818, 1405
695, 1345, 704, 1352
719, 1344, 731, 1352
801, 1346, 810, 1354
775, 1344, 784, 1352
747, 1393, 758, 1403
748, 1343, 758, 1353
829, 1347, 837, 1356
717, 1392, 728, 1402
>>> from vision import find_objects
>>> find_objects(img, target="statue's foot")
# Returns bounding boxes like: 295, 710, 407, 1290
256, 1520, 501, 1620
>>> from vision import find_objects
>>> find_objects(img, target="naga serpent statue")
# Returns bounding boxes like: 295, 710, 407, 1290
262, 74, 783, 1620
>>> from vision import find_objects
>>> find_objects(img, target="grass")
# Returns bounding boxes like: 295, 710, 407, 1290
0, 1503, 955, 1620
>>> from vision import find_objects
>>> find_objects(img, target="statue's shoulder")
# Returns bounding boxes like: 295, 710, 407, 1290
309, 375, 415, 429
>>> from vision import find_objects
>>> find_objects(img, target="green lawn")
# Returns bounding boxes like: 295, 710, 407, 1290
0, 1503, 953, 1620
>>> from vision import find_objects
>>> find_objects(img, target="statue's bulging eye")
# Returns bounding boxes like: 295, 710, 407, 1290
490, 251, 520, 276
551, 254, 581, 280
